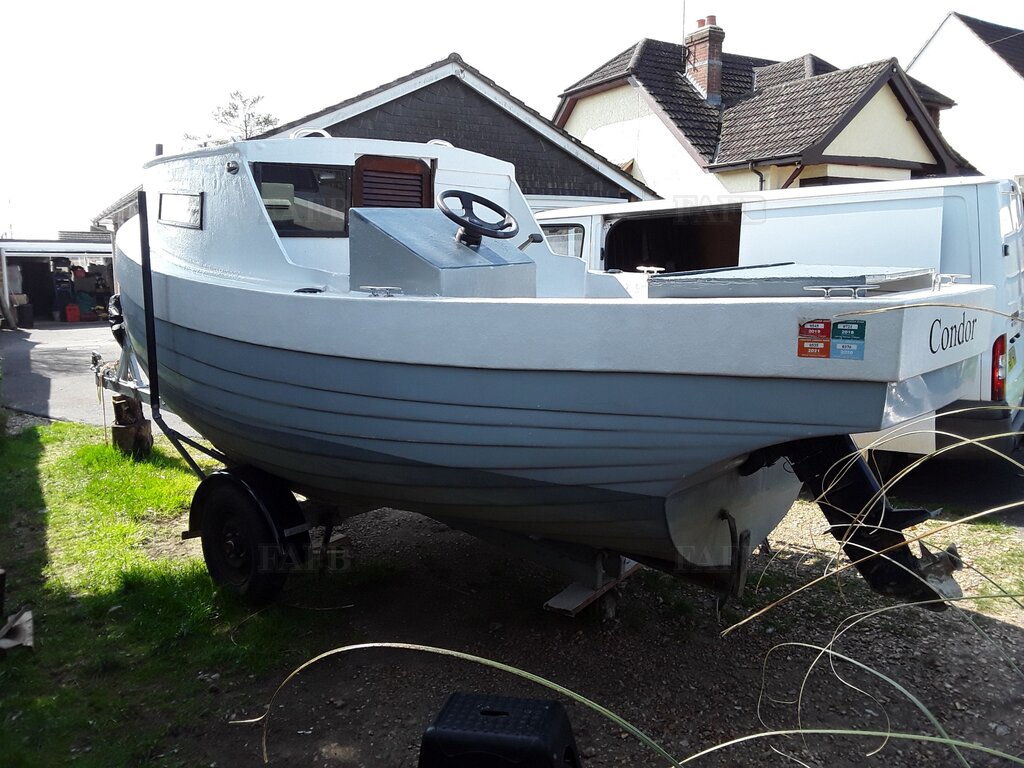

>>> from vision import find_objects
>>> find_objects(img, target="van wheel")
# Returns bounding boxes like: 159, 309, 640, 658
200, 484, 286, 602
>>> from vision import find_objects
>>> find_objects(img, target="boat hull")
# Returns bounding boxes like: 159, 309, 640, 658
115, 251, 980, 569
118, 283, 891, 563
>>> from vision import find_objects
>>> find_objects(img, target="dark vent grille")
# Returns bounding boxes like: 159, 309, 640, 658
359, 170, 427, 207
354, 155, 433, 208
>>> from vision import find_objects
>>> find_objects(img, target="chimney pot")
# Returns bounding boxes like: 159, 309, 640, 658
684, 16, 725, 106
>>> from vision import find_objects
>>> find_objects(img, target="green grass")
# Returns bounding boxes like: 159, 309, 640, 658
0, 420, 347, 767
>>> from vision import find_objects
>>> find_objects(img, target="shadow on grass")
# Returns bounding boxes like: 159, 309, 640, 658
0, 424, 344, 767
885, 448, 1024, 528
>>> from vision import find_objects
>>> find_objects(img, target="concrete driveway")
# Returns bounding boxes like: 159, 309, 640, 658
0, 322, 120, 425
0, 321, 193, 434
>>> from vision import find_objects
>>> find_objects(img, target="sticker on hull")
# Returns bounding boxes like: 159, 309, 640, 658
798, 318, 867, 359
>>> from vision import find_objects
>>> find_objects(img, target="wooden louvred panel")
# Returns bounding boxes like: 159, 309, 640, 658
353, 155, 433, 208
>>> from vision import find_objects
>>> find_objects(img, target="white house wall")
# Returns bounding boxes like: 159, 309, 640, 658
564, 86, 727, 200
823, 85, 936, 163
800, 164, 911, 184
718, 163, 911, 193
909, 17, 1024, 178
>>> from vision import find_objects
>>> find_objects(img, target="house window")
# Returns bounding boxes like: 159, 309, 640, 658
252, 163, 353, 237
541, 224, 586, 259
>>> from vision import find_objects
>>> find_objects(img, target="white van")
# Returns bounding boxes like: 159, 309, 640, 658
538, 177, 1024, 458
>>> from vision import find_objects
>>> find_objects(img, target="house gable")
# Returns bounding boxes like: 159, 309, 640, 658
264, 54, 654, 204
559, 25, 972, 198
822, 84, 936, 164
908, 13, 1023, 178
322, 77, 634, 199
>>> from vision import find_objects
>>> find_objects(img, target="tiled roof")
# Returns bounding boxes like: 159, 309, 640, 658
752, 54, 953, 108
955, 13, 1024, 80
906, 75, 955, 108
752, 55, 838, 90
721, 52, 779, 98
627, 39, 725, 161
562, 43, 640, 93
561, 39, 775, 162
716, 60, 892, 165
58, 230, 113, 244
560, 40, 953, 166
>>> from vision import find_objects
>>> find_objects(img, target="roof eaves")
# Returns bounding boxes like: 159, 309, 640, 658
91, 185, 143, 224
258, 53, 466, 139
559, 41, 641, 96
632, 81, 717, 170
451, 66, 658, 198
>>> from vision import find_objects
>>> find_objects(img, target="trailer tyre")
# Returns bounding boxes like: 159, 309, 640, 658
200, 483, 286, 602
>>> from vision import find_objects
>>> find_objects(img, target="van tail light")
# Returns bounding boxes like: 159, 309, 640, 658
992, 334, 1007, 401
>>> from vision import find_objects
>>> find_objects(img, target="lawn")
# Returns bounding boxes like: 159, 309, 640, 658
0, 421, 343, 767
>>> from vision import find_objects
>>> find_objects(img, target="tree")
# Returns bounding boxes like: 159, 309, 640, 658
213, 90, 279, 139
184, 91, 279, 148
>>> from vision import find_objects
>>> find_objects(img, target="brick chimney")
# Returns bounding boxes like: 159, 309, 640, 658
685, 15, 725, 105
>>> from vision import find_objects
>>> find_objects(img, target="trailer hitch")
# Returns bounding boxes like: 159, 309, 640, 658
782, 436, 962, 608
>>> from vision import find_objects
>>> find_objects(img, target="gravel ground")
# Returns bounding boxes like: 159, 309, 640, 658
161, 504, 1023, 768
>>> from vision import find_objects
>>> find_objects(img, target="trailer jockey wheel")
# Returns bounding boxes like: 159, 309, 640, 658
200, 484, 286, 602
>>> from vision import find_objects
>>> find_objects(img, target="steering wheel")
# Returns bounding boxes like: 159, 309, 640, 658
436, 189, 519, 247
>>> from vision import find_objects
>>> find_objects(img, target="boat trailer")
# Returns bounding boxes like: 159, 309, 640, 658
92, 193, 962, 612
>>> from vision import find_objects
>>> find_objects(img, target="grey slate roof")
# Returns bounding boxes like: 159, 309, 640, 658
716, 60, 891, 165
955, 13, 1024, 80
258, 52, 655, 199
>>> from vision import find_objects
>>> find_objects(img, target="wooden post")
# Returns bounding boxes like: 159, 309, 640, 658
111, 395, 153, 458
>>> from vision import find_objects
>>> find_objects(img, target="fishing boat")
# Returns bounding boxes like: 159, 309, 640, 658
104, 136, 990, 609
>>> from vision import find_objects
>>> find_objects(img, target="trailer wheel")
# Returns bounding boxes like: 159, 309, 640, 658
200, 483, 286, 601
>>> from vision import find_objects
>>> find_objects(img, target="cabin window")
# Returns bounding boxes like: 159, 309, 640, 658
158, 192, 203, 229
252, 162, 353, 237
541, 224, 585, 259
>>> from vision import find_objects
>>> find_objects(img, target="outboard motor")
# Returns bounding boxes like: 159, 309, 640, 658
782, 436, 962, 607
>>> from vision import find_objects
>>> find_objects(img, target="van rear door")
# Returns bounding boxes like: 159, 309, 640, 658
999, 182, 1024, 415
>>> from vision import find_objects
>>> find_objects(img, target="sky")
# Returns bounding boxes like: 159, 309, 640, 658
1, 0, 1021, 239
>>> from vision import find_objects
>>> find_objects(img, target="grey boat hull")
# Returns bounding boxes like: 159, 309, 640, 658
120, 283, 943, 564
